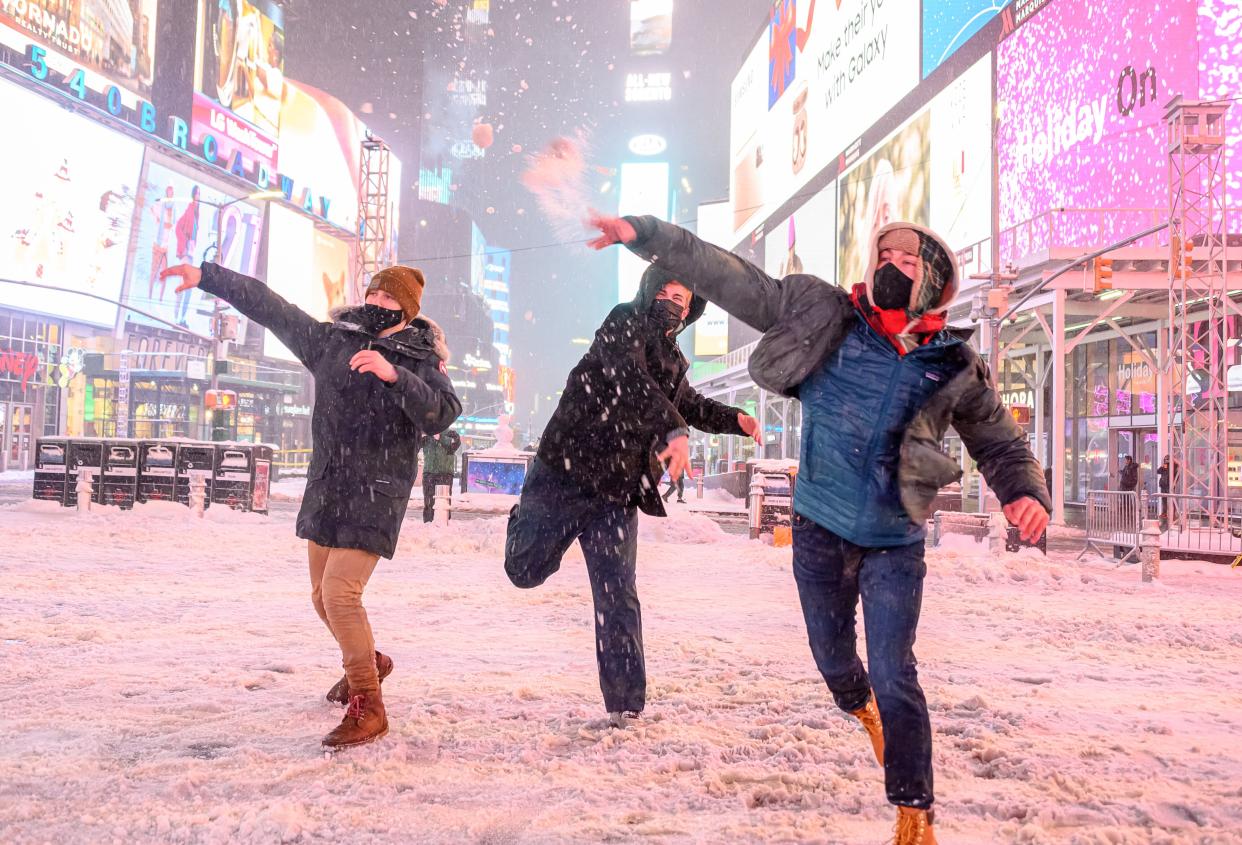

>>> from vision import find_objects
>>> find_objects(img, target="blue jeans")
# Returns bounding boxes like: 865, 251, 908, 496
505, 459, 644, 713
791, 512, 933, 808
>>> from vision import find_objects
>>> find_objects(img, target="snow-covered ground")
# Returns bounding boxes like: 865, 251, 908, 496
1, 502, 1240, 844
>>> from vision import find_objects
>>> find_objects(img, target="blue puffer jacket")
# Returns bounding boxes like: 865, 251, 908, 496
797, 319, 966, 547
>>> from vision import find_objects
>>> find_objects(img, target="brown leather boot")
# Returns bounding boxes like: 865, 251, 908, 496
850, 693, 885, 766
326, 651, 394, 705
893, 806, 937, 845
322, 688, 388, 749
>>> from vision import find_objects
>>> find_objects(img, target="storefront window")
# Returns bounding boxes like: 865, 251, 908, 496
1086, 338, 1109, 417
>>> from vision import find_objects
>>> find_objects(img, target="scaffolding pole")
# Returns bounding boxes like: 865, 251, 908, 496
1165, 96, 1231, 523
354, 134, 394, 300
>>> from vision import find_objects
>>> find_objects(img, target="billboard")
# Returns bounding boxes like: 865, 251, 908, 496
630, 0, 672, 55
263, 206, 351, 361
764, 180, 836, 282
0, 79, 143, 326
122, 157, 263, 337
838, 110, 931, 287
191, 0, 284, 174
617, 161, 670, 302
921, 1, 1002, 78
0, 0, 158, 102
276, 79, 367, 234
728, 0, 920, 241
996, 0, 1198, 244
692, 201, 731, 358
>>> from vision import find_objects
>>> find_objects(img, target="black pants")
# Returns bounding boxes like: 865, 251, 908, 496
504, 459, 644, 713
422, 473, 454, 523
662, 475, 684, 502
791, 513, 933, 809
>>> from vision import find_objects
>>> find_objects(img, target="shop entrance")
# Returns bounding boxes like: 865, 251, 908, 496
1, 403, 35, 472
1112, 427, 1159, 494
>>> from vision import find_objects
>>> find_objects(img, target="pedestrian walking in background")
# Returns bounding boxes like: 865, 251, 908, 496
422, 429, 462, 523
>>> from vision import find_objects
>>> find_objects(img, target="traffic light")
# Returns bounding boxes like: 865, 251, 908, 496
1171, 235, 1194, 280
205, 389, 237, 410
1092, 257, 1114, 292
1009, 405, 1032, 425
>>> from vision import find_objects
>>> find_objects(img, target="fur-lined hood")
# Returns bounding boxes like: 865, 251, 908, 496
861, 222, 959, 315
329, 306, 450, 362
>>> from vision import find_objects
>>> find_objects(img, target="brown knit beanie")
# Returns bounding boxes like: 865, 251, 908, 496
366, 266, 425, 321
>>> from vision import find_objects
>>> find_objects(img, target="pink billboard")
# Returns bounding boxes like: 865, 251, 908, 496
996, 0, 1199, 256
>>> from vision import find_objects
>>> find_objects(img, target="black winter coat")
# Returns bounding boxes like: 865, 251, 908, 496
538, 268, 746, 517
623, 215, 1052, 522
199, 263, 462, 558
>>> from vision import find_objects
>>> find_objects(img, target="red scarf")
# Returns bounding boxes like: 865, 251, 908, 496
850, 284, 947, 356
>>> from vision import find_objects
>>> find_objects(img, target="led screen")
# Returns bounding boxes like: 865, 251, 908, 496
122, 158, 263, 337
466, 457, 528, 496
630, 0, 672, 55
0, 79, 143, 326
276, 79, 367, 233
922, 1, 1003, 77
264, 206, 351, 362
764, 180, 836, 282
617, 161, 670, 303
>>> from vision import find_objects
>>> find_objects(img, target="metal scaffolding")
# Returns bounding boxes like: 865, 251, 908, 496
353, 133, 394, 299
1165, 97, 1233, 517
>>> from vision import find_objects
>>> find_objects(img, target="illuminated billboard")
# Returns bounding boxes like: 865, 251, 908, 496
277, 79, 367, 233
264, 206, 351, 361
192, 0, 284, 174
921, 1, 1002, 77
764, 181, 836, 282
692, 201, 730, 358
996, 0, 1197, 251
617, 161, 670, 303
0, 0, 158, 103
728, 0, 919, 241
630, 0, 672, 55
0, 79, 143, 326
122, 157, 263, 337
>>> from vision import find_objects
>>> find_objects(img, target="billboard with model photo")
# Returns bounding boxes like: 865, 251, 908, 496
0, 79, 143, 326
263, 206, 352, 362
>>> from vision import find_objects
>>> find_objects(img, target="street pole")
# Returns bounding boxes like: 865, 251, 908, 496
969, 268, 1019, 511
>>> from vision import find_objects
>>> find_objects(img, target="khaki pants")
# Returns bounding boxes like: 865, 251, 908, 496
308, 541, 381, 694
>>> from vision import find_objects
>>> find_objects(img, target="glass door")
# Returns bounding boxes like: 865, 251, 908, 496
7, 404, 33, 471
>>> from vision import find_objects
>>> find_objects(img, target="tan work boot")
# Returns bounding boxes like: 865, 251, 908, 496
326, 650, 394, 705
893, 806, 937, 845
850, 693, 884, 766
322, 688, 388, 749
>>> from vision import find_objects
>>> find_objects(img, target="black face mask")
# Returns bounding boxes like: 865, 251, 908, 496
872, 262, 915, 311
342, 304, 405, 336
649, 298, 686, 334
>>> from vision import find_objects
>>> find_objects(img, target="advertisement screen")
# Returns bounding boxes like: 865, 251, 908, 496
466, 457, 528, 495
264, 206, 351, 361
996, 0, 1198, 249
692, 201, 731, 358
630, 0, 672, 55
617, 161, 670, 302
192, 0, 284, 172
764, 181, 836, 282
122, 158, 263, 337
921, 1, 1002, 78
0, 80, 143, 326
1200, 0, 1242, 208
0, 0, 158, 102
277, 79, 367, 233
728, 0, 919, 241
838, 110, 931, 287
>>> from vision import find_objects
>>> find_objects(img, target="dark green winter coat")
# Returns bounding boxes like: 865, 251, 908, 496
199, 263, 462, 558
422, 430, 461, 476
622, 216, 1051, 525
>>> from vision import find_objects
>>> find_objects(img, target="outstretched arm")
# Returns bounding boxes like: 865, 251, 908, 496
588, 213, 785, 332
673, 380, 755, 439
163, 263, 330, 370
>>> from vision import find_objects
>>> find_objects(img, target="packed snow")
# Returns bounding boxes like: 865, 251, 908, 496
1, 501, 1240, 844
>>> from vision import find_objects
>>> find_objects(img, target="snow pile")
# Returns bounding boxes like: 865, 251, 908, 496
1, 505, 1240, 844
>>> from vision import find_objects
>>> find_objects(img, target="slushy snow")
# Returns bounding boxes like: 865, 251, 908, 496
1, 502, 1240, 844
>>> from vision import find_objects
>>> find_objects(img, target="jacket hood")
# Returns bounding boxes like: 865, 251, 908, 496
634, 264, 708, 327
862, 222, 959, 315
330, 307, 450, 362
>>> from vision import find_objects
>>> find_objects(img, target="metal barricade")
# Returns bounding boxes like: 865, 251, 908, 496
1079, 490, 1141, 562
1148, 494, 1242, 559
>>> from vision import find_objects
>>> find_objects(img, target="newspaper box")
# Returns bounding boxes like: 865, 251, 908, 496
212, 443, 275, 513
32, 437, 69, 504
137, 441, 177, 503
64, 439, 104, 508
175, 442, 216, 508
101, 439, 139, 509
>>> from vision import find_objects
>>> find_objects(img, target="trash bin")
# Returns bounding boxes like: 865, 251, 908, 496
32, 437, 69, 505
175, 442, 216, 508
211, 443, 275, 513
101, 439, 139, 509
64, 438, 104, 508
137, 440, 177, 503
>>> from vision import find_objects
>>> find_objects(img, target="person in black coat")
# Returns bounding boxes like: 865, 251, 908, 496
162, 261, 461, 750
505, 264, 759, 727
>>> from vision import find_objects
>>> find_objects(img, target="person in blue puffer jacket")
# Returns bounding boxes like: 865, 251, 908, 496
587, 213, 1051, 845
